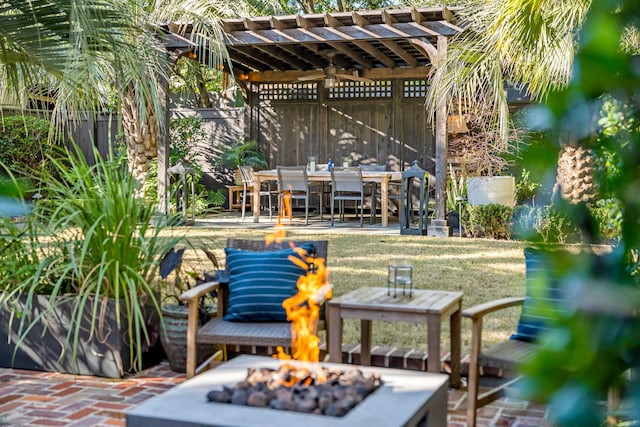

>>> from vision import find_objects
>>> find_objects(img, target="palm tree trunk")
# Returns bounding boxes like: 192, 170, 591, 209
554, 144, 596, 204
195, 66, 212, 108
121, 84, 158, 186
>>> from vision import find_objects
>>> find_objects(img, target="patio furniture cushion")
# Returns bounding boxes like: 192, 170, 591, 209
510, 247, 564, 342
223, 243, 313, 322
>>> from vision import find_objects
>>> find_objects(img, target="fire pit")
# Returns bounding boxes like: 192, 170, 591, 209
126, 355, 449, 427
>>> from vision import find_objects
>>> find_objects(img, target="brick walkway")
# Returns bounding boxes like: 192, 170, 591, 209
0, 361, 552, 427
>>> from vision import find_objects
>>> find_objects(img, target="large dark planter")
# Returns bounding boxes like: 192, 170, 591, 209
160, 304, 216, 373
447, 211, 465, 237
0, 294, 164, 378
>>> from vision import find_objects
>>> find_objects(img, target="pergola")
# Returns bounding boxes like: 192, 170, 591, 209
173, 7, 462, 235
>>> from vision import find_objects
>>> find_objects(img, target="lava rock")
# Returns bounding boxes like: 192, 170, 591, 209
270, 399, 297, 411
247, 391, 268, 407
206, 390, 230, 403
231, 389, 248, 405
295, 398, 316, 413
325, 402, 348, 417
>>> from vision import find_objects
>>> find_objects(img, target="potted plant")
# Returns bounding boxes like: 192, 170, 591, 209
216, 138, 268, 185
0, 145, 181, 377
158, 244, 220, 373
446, 164, 467, 233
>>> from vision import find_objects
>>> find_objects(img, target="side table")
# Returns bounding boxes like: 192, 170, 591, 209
327, 287, 463, 388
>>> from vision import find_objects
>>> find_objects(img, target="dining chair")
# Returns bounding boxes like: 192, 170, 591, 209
276, 166, 323, 225
358, 164, 392, 224
238, 165, 277, 221
330, 167, 365, 227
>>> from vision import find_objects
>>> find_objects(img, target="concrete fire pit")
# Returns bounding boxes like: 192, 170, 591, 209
126, 355, 449, 427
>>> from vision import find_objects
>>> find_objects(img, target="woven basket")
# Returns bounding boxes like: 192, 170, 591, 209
160, 304, 217, 373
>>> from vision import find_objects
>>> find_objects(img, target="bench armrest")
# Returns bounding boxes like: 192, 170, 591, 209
463, 297, 525, 320
179, 280, 220, 303
313, 283, 333, 305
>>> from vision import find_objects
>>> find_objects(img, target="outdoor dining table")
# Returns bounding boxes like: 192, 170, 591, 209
252, 169, 402, 227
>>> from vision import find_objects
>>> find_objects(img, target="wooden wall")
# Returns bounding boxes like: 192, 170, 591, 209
249, 79, 434, 174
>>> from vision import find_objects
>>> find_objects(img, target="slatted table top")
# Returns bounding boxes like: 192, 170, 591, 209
329, 287, 463, 314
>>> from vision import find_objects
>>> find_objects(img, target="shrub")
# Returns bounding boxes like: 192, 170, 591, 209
0, 115, 60, 177
141, 117, 225, 215
466, 204, 513, 239
511, 205, 582, 243
446, 164, 466, 212
514, 168, 541, 205
588, 198, 622, 244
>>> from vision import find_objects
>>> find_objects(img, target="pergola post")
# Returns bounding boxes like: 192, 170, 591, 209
157, 61, 170, 215
156, 30, 195, 215
428, 35, 451, 237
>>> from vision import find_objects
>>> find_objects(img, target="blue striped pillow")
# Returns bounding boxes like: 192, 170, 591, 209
223, 244, 313, 322
510, 248, 565, 342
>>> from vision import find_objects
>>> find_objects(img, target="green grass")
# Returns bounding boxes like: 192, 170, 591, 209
165, 227, 527, 356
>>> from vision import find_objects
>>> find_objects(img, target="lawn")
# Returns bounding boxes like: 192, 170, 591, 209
166, 226, 527, 356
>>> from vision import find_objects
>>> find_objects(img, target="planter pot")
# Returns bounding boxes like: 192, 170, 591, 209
160, 304, 217, 373
0, 294, 164, 378
467, 176, 515, 207
447, 211, 465, 237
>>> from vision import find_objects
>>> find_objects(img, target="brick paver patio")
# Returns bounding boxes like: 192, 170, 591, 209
0, 358, 552, 427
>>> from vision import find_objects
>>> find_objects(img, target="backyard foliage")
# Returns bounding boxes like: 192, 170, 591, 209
140, 116, 225, 215
512, 2, 640, 425
0, 116, 60, 180
465, 204, 513, 239
0, 146, 182, 372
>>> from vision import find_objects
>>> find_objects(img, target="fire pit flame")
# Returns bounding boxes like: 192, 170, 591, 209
276, 249, 331, 367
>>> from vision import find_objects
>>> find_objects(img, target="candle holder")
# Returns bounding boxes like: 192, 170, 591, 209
307, 156, 317, 172
387, 259, 413, 298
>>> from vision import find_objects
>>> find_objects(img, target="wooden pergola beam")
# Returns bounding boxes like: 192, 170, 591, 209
246, 66, 430, 83
222, 21, 457, 47
352, 12, 418, 67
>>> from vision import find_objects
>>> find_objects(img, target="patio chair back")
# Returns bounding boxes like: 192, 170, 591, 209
331, 167, 364, 193
358, 164, 387, 172
238, 165, 274, 220
330, 167, 365, 227
277, 166, 308, 193
277, 166, 322, 224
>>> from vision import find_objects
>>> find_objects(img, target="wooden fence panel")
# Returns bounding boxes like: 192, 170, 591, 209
171, 108, 245, 190
254, 80, 435, 173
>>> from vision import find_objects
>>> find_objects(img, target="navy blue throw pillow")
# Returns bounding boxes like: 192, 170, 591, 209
510, 248, 565, 342
223, 244, 313, 322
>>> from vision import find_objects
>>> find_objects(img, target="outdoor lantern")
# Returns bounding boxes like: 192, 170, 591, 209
388, 259, 413, 298
399, 160, 430, 235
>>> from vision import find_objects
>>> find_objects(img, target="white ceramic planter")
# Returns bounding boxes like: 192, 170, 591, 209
467, 176, 515, 207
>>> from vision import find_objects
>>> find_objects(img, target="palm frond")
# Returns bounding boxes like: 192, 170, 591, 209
426, 0, 590, 142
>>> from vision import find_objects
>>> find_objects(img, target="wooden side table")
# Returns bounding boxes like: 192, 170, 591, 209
327, 287, 463, 388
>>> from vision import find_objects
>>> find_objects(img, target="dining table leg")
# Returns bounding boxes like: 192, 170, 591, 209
252, 174, 261, 223
381, 178, 389, 227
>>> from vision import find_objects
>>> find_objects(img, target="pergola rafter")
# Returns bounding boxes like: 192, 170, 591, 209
219, 7, 461, 83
